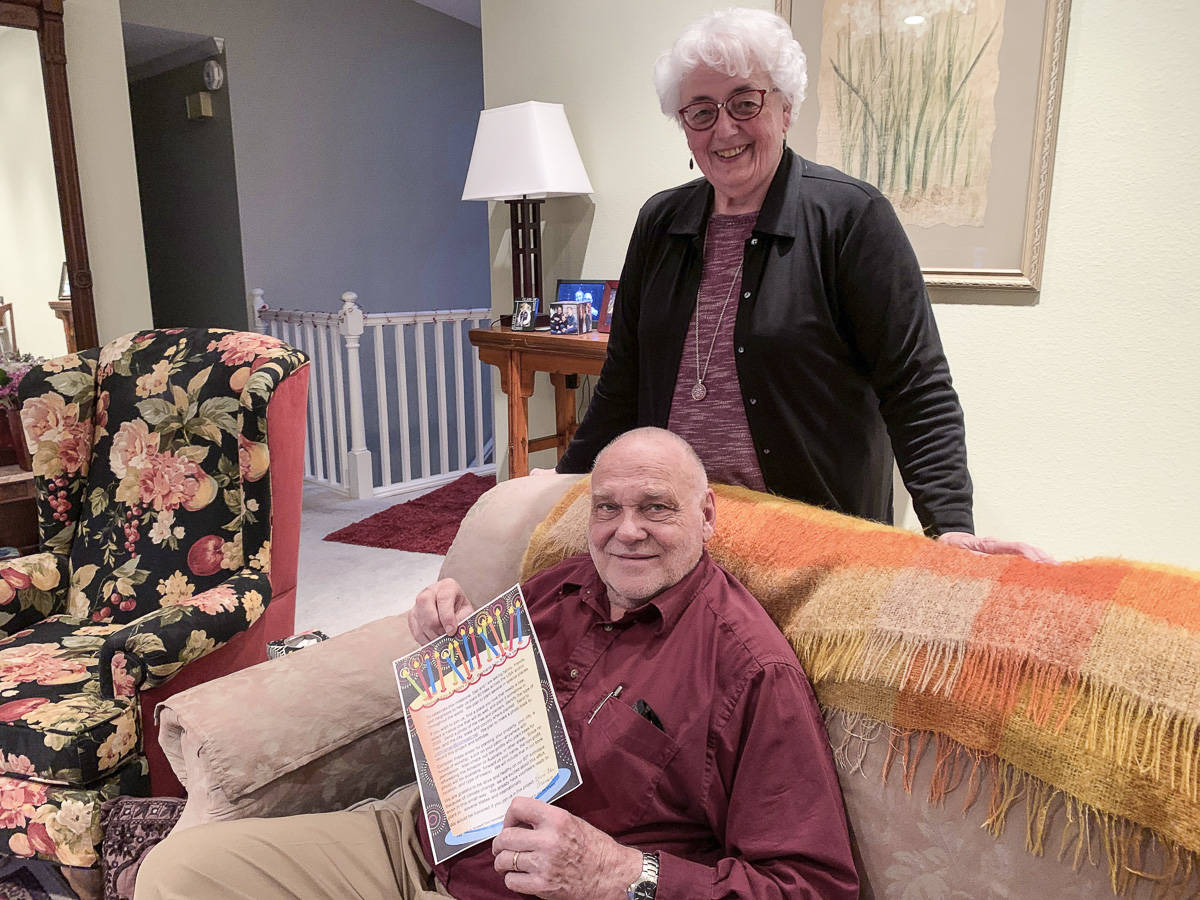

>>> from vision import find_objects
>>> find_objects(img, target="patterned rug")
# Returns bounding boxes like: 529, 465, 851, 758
0, 858, 72, 900
323, 473, 496, 555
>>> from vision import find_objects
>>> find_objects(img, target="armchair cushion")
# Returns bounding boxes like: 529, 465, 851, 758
0, 616, 139, 783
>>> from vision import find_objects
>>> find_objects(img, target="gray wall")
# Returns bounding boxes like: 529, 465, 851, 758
119, 0, 490, 318
119, 0, 494, 481
130, 51, 247, 329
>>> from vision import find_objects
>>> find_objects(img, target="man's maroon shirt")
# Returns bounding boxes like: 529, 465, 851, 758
426, 553, 858, 898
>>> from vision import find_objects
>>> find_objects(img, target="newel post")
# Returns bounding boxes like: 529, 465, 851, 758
251, 288, 268, 334
338, 291, 373, 498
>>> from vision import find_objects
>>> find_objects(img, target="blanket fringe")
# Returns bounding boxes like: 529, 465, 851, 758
798, 631, 1200, 810
827, 709, 1200, 897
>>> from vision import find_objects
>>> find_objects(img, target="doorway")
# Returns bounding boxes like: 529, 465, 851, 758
124, 24, 248, 330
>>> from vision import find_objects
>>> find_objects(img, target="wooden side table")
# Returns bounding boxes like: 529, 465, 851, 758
468, 326, 608, 478
0, 465, 37, 554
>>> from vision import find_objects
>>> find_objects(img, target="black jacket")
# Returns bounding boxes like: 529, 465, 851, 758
558, 149, 974, 535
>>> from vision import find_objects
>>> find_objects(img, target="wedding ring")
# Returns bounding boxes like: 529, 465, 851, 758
511, 850, 522, 873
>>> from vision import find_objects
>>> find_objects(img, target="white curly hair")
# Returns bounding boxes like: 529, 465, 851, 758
653, 7, 808, 122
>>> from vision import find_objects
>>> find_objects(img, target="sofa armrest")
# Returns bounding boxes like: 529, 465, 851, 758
158, 612, 426, 829
438, 472, 582, 598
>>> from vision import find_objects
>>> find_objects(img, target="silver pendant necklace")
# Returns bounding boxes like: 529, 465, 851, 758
693, 228, 743, 401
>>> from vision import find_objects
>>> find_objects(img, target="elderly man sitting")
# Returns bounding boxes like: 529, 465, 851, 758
136, 428, 857, 899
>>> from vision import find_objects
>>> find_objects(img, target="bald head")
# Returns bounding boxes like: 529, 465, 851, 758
593, 428, 709, 503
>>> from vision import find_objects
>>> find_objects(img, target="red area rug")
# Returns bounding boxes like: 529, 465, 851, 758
323, 472, 496, 555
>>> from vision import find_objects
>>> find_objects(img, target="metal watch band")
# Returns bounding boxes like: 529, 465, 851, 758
626, 851, 659, 900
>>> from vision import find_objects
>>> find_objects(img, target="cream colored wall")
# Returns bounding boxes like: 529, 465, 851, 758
63, 0, 152, 343
482, 1, 1199, 568
894, 0, 1200, 567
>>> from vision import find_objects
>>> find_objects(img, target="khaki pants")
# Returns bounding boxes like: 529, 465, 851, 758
134, 785, 453, 900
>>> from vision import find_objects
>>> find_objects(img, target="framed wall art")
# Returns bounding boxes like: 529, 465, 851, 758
782, 0, 1072, 295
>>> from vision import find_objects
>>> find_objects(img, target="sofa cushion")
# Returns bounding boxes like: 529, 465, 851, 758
0, 616, 139, 784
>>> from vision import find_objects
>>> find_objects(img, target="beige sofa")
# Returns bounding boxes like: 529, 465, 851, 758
153, 474, 1165, 898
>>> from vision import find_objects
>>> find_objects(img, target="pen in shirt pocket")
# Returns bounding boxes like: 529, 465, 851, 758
587, 684, 623, 723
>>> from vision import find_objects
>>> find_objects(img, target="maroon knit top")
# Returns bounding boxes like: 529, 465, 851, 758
667, 212, 765, 491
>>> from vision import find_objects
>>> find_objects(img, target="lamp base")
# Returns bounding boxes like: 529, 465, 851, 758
508, 198, 544, 305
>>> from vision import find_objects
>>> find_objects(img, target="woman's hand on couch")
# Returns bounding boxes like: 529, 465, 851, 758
937, 531, 1057, 564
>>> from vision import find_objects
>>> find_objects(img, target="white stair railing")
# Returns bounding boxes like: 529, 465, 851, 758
254, 289, 495, 499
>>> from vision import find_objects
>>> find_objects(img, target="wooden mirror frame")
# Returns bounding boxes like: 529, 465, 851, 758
0, 0, 98, 350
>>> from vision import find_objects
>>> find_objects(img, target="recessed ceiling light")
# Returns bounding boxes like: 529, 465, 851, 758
904, 14, 926, 25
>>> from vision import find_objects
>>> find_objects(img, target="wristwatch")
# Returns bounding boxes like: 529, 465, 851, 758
626, 851, 659, 900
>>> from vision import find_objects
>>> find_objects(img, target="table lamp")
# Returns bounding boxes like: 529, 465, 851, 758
461, 101, 593, 309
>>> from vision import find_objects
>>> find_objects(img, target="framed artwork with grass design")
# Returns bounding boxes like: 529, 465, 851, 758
781, 0, 1072, 297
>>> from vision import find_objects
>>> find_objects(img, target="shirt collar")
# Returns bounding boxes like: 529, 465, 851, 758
668, 148, 801, 240
569, 551, 718, 635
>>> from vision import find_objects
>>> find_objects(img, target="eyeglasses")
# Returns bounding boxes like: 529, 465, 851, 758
678, 88, 779, 131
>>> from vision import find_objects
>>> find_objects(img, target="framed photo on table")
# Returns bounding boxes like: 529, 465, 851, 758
511, 298, 538, 331
783, 0, 1072, 296
598, 281, 619, 333
555, 280, 608, 322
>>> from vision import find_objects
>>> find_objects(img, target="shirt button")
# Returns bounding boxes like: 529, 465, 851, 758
603, 624, 614, 632
750, 238, 759, 246
737, 346, 744, 353
569, 668, 579, 679
749, 397, 757, 405
743, 291, 751, 299
762, 447, 771, 455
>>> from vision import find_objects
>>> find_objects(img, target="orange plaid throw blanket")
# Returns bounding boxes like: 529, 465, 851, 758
522, 480, 1200, 894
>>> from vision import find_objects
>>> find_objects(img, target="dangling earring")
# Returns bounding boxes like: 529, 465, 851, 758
689, 157, 695, 170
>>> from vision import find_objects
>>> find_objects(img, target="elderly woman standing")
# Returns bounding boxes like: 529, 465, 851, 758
556, 7, 1046, 559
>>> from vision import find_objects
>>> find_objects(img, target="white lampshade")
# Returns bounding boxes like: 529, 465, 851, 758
461, 101, 593, 201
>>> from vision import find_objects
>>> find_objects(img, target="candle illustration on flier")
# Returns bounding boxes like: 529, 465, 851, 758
493, 604, 508, 646
476, 614, 500, 660
509, 599, 525, 646
442, 646, 466, 686
400, 663, 424, 700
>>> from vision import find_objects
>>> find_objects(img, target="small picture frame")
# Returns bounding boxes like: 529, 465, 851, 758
597, 281, 618, 333
549, 301, 582, 334
556, 279, 607, 323
511, 297, 538, 331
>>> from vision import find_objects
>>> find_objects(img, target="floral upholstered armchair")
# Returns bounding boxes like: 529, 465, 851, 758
0, 329, 309, 870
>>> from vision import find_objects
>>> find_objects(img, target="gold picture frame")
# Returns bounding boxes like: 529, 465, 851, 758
782, 0, 1072, 297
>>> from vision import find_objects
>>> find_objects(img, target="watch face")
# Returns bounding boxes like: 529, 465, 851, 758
630, 883, 656, 900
